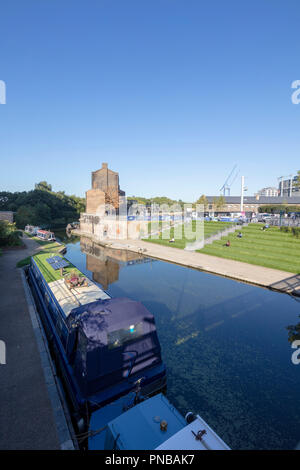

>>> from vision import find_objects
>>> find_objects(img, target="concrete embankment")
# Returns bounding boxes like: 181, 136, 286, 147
73, 229, 300, 297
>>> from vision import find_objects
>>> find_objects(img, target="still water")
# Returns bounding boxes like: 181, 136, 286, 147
63, 234, 300, 450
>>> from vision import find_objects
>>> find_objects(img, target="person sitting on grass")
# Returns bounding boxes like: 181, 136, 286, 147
237, 231, 242, 238
169, 237, 175, 243
225, 240, 231, 247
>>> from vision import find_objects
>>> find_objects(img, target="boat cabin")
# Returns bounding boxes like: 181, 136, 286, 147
36, 229, 56, 241
25, 225, 40, 235
66, 297, 164, 398
29, 254, 166, 416
89, 393, 230, 450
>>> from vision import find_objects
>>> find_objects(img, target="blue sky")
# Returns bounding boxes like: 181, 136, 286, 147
0, 0, 300, 201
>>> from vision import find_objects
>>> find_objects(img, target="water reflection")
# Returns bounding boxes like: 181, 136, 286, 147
64, 236, 300, 450
80, 236, 155, 290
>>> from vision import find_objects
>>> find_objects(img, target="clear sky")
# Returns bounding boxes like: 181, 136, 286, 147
1, 0, 300, 201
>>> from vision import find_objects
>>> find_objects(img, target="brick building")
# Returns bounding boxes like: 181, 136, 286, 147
86, 162, 125, 214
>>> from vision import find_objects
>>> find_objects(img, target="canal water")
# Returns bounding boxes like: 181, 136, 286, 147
62, 234, 300, 450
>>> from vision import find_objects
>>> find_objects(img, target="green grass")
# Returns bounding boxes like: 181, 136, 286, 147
32, 251, 81, 283
144, 221, 234, 249
30, 236, 56, 246
198, 224, 300, 273
16, 256, 32, 268
17, 234, 76, 282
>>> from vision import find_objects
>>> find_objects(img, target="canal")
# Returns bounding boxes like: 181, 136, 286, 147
61, 233, 300, 450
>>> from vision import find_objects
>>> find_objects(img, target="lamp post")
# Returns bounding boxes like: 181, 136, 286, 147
240, 175, 245, 213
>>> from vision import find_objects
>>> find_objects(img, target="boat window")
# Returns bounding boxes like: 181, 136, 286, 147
108, 322, 143, 349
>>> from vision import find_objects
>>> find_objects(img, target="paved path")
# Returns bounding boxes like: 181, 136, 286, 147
75, 230, 300, 296
0, 236, 60, 449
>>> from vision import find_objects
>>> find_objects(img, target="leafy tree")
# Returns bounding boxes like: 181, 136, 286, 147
35, 181, 52, 191
1, 184, 86, 229
214, 195, 226, 210
15, 205, 37, 227
196, 195, 208, 209
296, 170, 300, 189
0, 220, 22, 247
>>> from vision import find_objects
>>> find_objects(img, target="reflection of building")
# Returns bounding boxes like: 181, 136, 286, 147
80, 236, 153, 290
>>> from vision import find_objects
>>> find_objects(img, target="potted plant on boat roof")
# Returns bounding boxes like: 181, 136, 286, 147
64, 269, 88, 290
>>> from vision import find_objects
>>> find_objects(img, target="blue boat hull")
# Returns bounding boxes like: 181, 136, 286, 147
27, 262, 167, 424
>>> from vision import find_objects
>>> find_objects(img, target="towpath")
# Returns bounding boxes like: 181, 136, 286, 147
0, 235, 61, 449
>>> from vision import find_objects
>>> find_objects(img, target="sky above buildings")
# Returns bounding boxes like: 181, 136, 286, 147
1, 0, 300, 201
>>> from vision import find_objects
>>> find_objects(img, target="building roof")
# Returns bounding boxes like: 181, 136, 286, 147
206, 196, 300, 204
92, 162, 118, 175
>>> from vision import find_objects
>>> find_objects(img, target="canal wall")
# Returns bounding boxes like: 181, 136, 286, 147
72, 228, 300, 297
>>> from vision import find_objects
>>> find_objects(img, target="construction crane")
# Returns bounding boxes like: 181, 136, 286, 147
220, 165, 239, 196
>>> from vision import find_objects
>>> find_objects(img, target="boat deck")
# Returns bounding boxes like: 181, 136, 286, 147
48, 278, 110, 317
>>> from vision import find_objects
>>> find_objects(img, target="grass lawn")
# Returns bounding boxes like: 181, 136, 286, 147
144, 221, 234, 249
198, 224, 300, 273
32, 251, 82, 283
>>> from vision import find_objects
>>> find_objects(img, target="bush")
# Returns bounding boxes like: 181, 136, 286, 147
280, 225, 300, 238
280, 226, 291, 233
292, 227, 300, 238
0, 220, 23, 246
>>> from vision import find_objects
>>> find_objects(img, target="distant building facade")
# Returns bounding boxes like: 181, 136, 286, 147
205, 196, 300, 217
81, 163, 149, 240
256, 187, 278, 197
0, 211, 13, 223
278, 175, 300, 197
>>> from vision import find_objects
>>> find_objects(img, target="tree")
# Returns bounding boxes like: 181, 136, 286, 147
15, 205, 37, 228
35, 181, 52, 192
216, 195, 226, 209
196, 195, 208, 210
2, 186, 85, 229
295, 171, 300, 189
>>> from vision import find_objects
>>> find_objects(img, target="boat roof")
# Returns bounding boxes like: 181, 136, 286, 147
32, 253, 110, 315
37, 229, 53, 234
156, 415, 230, 450
48, 278, 110, 317
101, 393, 186, 450
67, 297, 156, 341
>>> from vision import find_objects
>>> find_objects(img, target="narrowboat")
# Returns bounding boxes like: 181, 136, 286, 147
24, 225, 41, 235
88, 391, 230, 450
28, 253, 166, 429
36, 229, 56, 241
